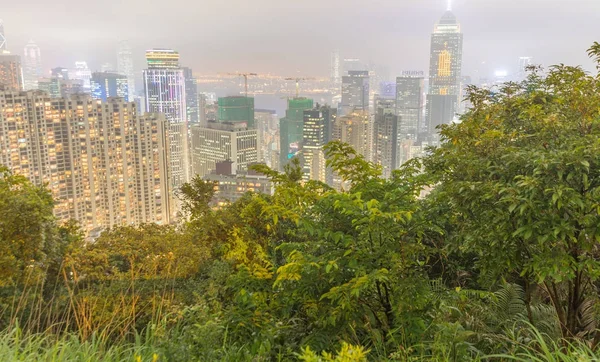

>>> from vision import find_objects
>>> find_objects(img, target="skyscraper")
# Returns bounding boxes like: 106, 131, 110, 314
279, 97, 313, 168
302, 109, 326, 182
23, 40, 41, 91
190, 121, 258, 178
0, 19, 6, 51
331, 50, 341, 85
425, 5, 463, 136
340, 70, 369, 116
218, 96, 255, 127
90, 72, 129, 101
396, 71, 424, 140
143, 49, 190, 190
117, 41, 136, 101
517, 56, 533, 81
0, 52, 23, 91
69, 61, 91, 92
0, 90, 171, 233
372, 98, 398, 179
183, 67, 200, 124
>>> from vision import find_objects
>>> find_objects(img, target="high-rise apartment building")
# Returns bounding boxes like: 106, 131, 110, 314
218, 96, 255, 127
183, 67, 200, 125
23, 40, 41, 91
0, 52, 23, 91
117, 41, 136, 101
143, 48, 190, 190
90, 72, 129, 101
396, 72, 424, 140
0, 90, 171, 233
425, 7, 463, 136
340, 70, 369, 116
190, 121, 258, 178
280, 97, 313, 168
302, 109, 327, 183
372, 98, 398, 178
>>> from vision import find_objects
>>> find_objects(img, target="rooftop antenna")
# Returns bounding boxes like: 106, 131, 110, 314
447, 0, 452, 11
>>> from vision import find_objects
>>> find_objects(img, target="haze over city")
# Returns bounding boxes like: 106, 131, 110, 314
3, 0, 600, 77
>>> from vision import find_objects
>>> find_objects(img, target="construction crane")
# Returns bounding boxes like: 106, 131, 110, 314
284, 77, 315, 98
225, 72, 258, 97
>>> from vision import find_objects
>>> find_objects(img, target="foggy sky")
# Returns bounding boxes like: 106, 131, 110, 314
3, 0, 600, 78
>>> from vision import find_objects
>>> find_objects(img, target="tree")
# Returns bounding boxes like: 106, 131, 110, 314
423, 43, 600, 342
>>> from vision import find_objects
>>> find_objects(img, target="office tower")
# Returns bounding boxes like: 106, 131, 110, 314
90, 72, 129, 101
517, 56, 533, 81
343, 58, 363, 74
0, 90, 171, 233
183, 67, 200, 125
302, 109, 327, 182
396, 72, 424, 141
204, 160, 272, 206
69, 61, 91, 92
331, 50, 341, 85
190, 121, 258, 178
425, 5, 463, 136
279, 97, 313, 168
117, 41, 136, 101
333, 110, 370, 160
319, 104, 337, 146
372, 98, 398, 179
23, 40, 42, 91
255, 109, 278, 166
379, 82, 396, 99
143, 48, 190, 190
51, 67, 69, 80
198, 93, 207, 126
218, 96, 255, 127
0, 52, 23, 91
0, 20, 6, 51
340, 70, 369, 116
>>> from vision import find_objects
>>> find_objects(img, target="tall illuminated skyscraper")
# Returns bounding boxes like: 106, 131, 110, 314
0, 90, 172, 233
117, 41, 136, 100
23, 40, 41, 90
0, 19, 6, 51
425, 4, 463, 136
69, 61, 91, 92
302, 109, 326, 182
183, 67, 200, 124
340, 70, 369, 116
396, 71, 424, 140
331, 50, 341, 85
372, 98, 398, 179
143, 48, 190, 190
0, 52, 23, 91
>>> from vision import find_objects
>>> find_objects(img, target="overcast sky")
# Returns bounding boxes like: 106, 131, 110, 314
3, 0, 600, 78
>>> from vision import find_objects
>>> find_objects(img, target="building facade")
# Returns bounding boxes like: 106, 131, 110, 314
183, 67, 200, 125
23, 40, 42, 91
0, 90, 171, 233
425, 9, 463, 136
373, 98, 398, 178
190, 120, 258, 178
204, 160, 272, 207
143, 49, 190, 190
396, 72, 424, 141
0, 52, 23, 91
279, 97, 313, 169
340, 70, 369, 116
302, 109, 326, 183
117, 41, 136, 101
218, 96, 255, 127
91, 72, 129, 101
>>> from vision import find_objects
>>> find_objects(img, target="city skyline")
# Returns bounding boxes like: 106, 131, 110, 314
2, 1, 599, 78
